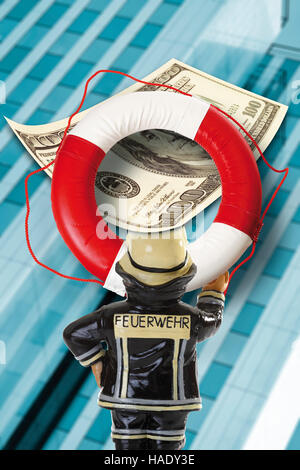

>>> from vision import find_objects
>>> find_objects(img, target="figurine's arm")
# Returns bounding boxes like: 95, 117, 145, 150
194, 272, 229, 342
63, 310, 106, 368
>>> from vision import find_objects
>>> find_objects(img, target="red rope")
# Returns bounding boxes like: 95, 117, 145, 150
24, 69, 289, 290
25, 160, 105, 285
24, 71, 194, 286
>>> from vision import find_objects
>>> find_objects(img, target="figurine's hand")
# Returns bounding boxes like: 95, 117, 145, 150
202, 271, 229, 293
91, 361, 103, 388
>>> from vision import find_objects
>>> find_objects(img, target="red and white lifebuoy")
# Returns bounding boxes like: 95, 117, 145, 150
51, 91, 262, 296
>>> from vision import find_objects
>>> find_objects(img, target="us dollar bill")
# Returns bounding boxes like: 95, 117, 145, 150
6, 58, 287, 232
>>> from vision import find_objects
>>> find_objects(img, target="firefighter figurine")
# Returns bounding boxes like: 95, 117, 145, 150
63, 228, 229, 450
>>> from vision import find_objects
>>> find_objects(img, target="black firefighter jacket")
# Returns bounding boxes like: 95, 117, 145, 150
63, 262, 225, 412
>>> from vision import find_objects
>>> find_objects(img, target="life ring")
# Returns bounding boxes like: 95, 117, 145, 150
51, 91, 262, 295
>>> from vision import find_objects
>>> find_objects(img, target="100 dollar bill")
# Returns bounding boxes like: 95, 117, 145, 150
6, 59, 287, 232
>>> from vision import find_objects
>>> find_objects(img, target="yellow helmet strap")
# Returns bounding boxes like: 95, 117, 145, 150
128, 251, 188, 274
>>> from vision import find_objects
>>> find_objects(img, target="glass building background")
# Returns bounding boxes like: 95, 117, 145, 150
0, 0, 299, 450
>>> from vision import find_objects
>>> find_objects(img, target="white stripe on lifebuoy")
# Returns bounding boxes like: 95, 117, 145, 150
187, 223, 252, 291
104, 242, 127, 296
103, 224, 252, 296
69, 91, 210, 152
52, 91, 262, 294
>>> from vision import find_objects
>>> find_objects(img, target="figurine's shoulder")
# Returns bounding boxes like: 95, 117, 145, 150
94, 299, 130, 319
91, 300, 129, 330
177, 300, 200, 317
